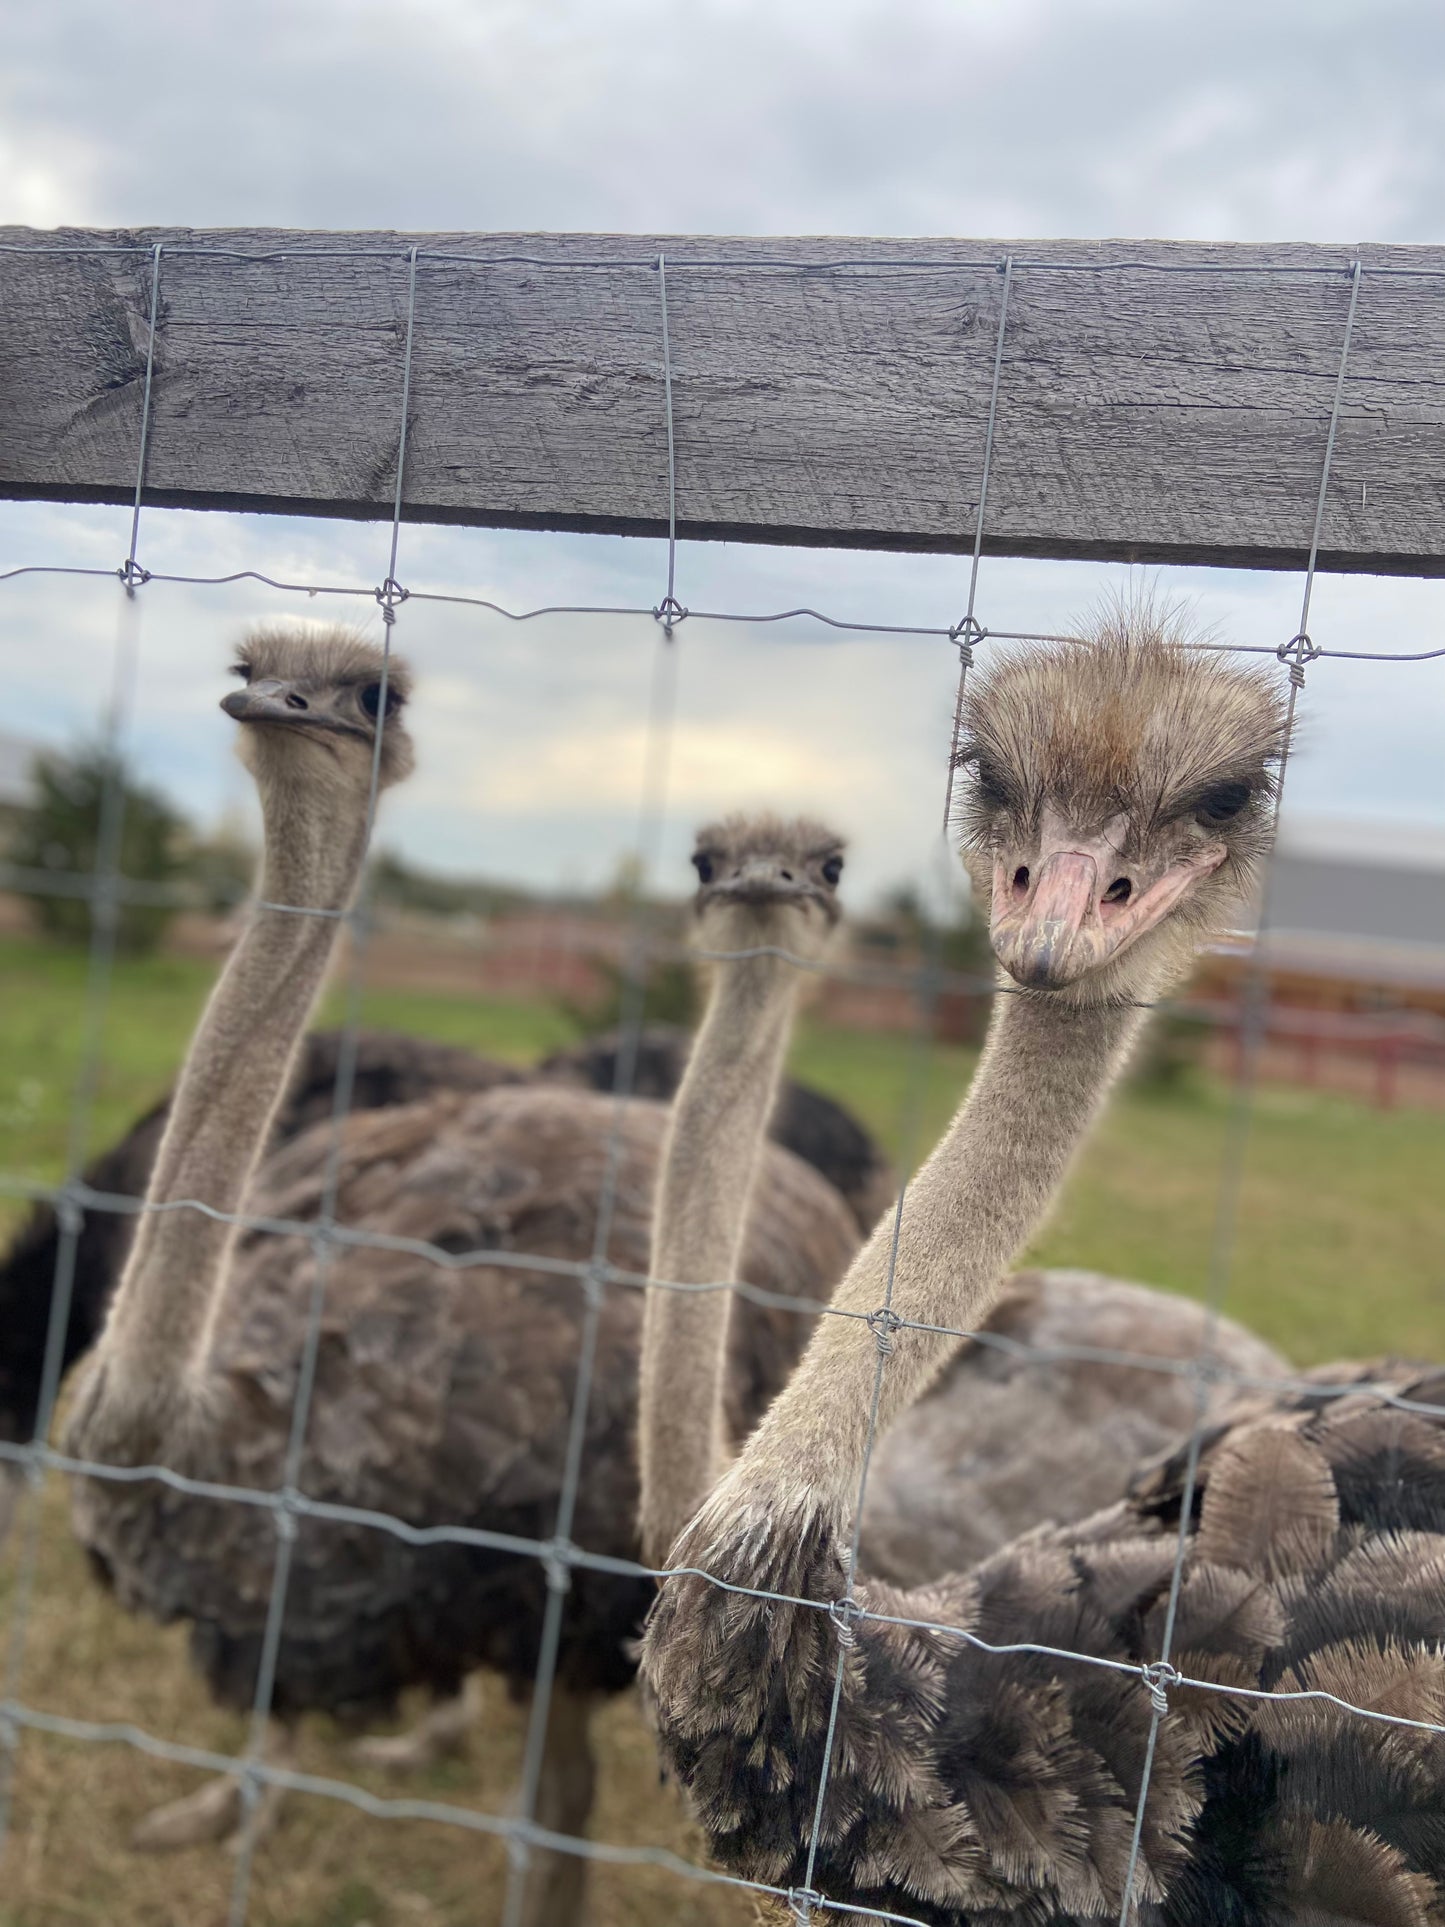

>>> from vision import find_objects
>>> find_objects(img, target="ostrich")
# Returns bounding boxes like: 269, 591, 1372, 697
639, 811, 848, 1567
59, 635, 859, 1925
640, 615, 1445, 1922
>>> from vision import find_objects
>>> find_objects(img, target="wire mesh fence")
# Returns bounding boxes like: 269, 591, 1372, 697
0, 238, 1442, 1927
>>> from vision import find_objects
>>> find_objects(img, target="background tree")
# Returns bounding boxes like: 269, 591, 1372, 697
10, 746, 187, 954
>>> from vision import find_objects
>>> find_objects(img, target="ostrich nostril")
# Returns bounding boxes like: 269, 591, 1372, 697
1012, 866, 1030, 897
1102, 877, 1132, 906
285, 692, 309, 711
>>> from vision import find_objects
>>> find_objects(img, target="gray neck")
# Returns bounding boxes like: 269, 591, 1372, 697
734, 983, 1147, 1519
92, 775, 370, 1435
638, 952, 803, 1565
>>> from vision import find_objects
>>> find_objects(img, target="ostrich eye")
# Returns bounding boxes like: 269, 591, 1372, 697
358, 682, 402, 721
821, 854, 843, 886
973, 757, 1013, 810
692, 852, 715, 884
1195, 780, 1251, 827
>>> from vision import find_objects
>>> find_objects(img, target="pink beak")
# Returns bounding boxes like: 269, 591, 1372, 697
990, 840, 1227, 989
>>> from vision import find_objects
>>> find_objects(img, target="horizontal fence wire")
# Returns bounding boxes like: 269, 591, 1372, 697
7, 238, 1445, 279
0, 236, 1442, 1927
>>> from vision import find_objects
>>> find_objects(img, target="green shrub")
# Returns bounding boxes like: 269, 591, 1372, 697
10, 745, 187, 954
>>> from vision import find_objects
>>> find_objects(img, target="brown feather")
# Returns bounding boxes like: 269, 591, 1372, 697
1196, 1425, 1341, 1578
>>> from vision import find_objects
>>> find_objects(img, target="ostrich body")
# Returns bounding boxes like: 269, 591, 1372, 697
58, 633, 858, 1920
640, 617, 1445, 1922
0, 1030, 521, 1474
0, 1023, 885, 1507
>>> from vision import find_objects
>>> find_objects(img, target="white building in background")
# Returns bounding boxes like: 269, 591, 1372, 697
1261, 819, 1445, 1004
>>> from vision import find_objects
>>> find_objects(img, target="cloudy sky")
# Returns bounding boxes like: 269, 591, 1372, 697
3, 0, 1444, 907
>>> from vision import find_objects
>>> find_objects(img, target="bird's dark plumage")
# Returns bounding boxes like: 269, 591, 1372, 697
71, 1084, 859, 1719
645, 1365, 1445, 1924
0, 1030, 522, 1453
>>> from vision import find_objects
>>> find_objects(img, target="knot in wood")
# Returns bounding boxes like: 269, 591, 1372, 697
1141, 1658, 1181, 1714
866, 1305, 904, 1355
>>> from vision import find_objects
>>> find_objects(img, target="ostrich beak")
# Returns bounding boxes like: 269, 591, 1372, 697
221, 680, 367, 741
221, 678, 309, 725
710, 856, 830, 914
990, 836, 1227, 990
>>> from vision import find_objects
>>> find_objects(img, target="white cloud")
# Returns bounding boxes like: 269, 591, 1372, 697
3, 0, 1444, 913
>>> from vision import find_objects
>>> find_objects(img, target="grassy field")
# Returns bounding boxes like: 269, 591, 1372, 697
1, 928, 1442, 1925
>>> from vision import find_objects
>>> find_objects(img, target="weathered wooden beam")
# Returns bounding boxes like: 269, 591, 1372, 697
3, 229, 1444, 575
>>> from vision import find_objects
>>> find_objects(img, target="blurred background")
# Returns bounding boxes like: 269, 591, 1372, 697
3, 3, 1445, 1923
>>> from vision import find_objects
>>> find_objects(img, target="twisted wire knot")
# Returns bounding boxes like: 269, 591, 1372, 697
950, 613, 986, 667
866, 1305, 904, 1355
56, 1187, 85, 1239
1277, 632, 1320, 686
274, 1488, 302, 1545
541, 1536, 576, 1594
374, 577, 409, 625
828, 1594, 864, 1647
1141, 1658, 1181, 1714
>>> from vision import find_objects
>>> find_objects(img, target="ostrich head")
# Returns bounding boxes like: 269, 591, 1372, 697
222, 624, 415, 796
689, 813, 846, 967
953, 610, 1286, 1004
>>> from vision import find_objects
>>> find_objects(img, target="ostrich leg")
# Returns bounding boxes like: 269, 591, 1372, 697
513, 1686, 599, 1927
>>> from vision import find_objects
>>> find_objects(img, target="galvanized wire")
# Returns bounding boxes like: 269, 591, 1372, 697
0, 237, 1442, 1927
1114, 256, 1365, 1927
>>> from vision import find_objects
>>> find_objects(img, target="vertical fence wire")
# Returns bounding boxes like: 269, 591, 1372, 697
1113, 256, 1365, 1926
498, 252, 688, 1927
792, 922, 949, 1923
0, 242, 1439, 1926
943, 253, 1013, 831
794, 261, 1015, 1917
0, 241, 166, 1846
224, 244, 420, 1927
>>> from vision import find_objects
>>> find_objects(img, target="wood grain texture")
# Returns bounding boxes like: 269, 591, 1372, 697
3, 229, 1444, 574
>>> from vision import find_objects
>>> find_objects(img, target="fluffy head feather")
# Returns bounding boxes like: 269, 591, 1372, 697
953, 600, 1286, 1001
228, 622, 415, 790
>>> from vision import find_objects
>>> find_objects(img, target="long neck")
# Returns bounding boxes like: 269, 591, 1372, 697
733, 983, 1148, 1523
95, 775, 370, 1426
638, 951, 803, 1564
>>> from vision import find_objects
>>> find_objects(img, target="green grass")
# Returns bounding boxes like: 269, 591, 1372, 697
1, 927, 1442, 1925
2, 931, 1442, 1365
